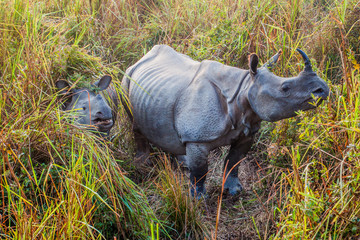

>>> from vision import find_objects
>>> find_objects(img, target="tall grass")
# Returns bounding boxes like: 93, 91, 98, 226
0, 0, 161, 238
1, 0, 360, 239
150, 154, 208, 239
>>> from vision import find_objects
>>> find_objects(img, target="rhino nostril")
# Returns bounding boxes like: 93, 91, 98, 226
94, 111, 104, 118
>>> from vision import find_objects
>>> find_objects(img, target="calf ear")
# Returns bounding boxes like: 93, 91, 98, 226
96, 75, 112, 90
55, 80, 71, 94
55, 80, 72, 110
249, 53, 259, 75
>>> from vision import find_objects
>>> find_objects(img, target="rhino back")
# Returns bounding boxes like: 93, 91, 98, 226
124, 45, 201, 154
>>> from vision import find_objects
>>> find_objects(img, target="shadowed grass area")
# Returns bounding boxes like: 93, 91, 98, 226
1, 0, 360, 239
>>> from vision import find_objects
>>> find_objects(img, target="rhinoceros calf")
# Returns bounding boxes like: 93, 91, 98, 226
121, 45, 329, 196
56, 75, 118, 136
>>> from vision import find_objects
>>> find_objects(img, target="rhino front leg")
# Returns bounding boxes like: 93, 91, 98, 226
185, 143, 210, 198
223, 137, 253, 195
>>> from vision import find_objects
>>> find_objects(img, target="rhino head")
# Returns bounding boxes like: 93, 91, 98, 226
247, 49, 329, 122
56, 75, 114, 133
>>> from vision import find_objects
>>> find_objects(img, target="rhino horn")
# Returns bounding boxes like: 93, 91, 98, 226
262, 50, 282, 69
296, 49, 313, 72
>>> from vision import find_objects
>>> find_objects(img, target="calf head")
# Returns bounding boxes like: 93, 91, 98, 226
247, 49, 329, 122
56, 76, 114, 133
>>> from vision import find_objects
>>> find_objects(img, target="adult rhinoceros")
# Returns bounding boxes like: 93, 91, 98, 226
121, 45, 329, 197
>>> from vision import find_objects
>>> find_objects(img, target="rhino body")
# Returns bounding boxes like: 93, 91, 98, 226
122, 45, 329, 196
56, 76, 118, 136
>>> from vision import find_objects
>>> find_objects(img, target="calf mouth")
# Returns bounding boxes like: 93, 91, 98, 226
92, 118, 114, 130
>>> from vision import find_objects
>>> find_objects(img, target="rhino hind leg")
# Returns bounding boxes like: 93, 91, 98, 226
223, 137, 253, 195
184, 143, 210, 198
133, 130, 151, 165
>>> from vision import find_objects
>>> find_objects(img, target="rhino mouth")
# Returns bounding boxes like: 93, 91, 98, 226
93, 118, 113, 129
301, 96, 323, 109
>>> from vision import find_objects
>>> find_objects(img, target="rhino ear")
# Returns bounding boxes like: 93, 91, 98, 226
249, 53, 259, 75
55, 80, 72, 110
95, 75, 112, 91
55, 80, 72, 95
56, 80, 70, 90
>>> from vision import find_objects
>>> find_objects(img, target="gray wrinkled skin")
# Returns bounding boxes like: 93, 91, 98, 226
56, 76, 118, 136
121, 45, 329, 197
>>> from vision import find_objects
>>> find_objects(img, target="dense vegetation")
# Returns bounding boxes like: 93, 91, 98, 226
1, 0, 359, 239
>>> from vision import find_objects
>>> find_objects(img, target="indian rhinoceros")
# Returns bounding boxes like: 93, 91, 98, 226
121, 45, 329, 197
56, 75, 118, 136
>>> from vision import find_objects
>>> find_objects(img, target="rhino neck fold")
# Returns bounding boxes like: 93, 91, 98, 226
227, 72, 250, 104
191, 61, 262, 138
204, 65, 262, 136
215, 71, 262, 136
206, 63, 250, 103
237, 95, 262, 136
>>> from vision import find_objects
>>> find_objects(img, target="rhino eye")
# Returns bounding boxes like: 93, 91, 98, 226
82, 107, 86, 110
281, 83, 290, 92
